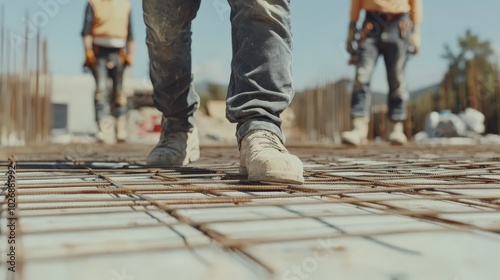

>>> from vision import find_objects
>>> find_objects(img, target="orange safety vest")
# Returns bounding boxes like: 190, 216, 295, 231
350, 0, 423, 23
89, 0, 131, 39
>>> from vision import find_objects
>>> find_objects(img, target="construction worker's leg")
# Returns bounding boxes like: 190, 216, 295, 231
226, 0, 293, 144
227, 0, 304, 184
92, 54, 115, 144
92, 56, 110, 124
143, 0, 201, 166
382, 29, 409, 144
109, 52, 128, 142
342, 38, 379, 145
143, 0, 201, 134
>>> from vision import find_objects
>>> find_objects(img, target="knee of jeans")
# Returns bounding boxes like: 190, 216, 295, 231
353, 80, 368, 92
95, 79, 107, 91
389, 88, 408, 100
147, 29, 190, 64
151, 23, 185, 41
145, 5, 194, 44
355, 67, 372, 85
115, 93, 128, 106
95, 91, 105, 102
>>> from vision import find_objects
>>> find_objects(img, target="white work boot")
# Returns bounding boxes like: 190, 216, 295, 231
146, 126, 200, 167
96, 117, 116, 144
240, 130, 304, 184
116, 116, 128, 143
388, 121, 408, 145
341, 117, 369, 146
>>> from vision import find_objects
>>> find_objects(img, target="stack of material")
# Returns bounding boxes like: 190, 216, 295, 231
416, 108, 489, 144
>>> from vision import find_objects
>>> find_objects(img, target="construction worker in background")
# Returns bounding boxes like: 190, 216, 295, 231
342, 0, 423, 145
143, 0, 304, 184
82, 0, 135, 143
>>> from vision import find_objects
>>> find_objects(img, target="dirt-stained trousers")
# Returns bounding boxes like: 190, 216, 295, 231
143, 0, 294, 144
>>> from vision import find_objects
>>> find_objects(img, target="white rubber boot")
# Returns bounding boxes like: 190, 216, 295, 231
240, 130, 304, 184
388, 121, 408, 145
146, 126, 200, 167
341, 118, 369, 146
96, 117, 116, 144
116, 116, 128, 143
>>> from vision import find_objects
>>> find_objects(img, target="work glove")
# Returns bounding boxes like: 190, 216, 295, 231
84, 50, 96, 68
409, 24, 421, 55
346, 22, 358, 55
119, 49, 134, 67
124, 55, 134, 66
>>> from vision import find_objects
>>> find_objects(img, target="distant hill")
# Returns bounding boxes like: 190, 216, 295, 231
371, 83, 440, 108
410, 84, 440, 99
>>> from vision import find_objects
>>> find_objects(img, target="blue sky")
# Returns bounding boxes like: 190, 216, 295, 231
2, 0, 500, 92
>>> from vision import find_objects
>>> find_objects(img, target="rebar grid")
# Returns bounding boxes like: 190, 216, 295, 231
1, 144, 500, 277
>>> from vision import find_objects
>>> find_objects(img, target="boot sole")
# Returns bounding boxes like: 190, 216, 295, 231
146, 147, 200, 167
342, 139, 359, 146
390, 140, 406, 146
248, 171, 305, 185
241, 167, 304, 184
341, 138, 367, 146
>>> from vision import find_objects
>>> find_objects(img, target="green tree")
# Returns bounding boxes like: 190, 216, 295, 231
440, 29, 499, 133
443, 30, 497, 112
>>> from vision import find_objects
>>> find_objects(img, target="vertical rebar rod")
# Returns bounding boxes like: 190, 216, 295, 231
0, 5, 4, 145
23, 10, 30, 145
35, 28, 41, 143
4, 27, 10, 146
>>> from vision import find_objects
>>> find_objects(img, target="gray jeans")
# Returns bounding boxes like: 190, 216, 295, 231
92, 47, 127, 122
143, 0, 294, 144
351, 12, 410, 121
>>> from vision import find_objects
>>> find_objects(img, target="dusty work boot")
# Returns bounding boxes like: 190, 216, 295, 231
388, 121, 408, 145
116, 116, 128, 143
240, 130, 304, 184
96, 117, 116, 144
341, 117, 369, 146
146, 126, 200, 167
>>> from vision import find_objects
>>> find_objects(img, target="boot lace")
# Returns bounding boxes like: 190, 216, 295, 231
255, 132, 287, 152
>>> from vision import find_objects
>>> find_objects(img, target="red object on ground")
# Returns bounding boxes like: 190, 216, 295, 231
152, 124, 162, 133
151, 115, 162, 132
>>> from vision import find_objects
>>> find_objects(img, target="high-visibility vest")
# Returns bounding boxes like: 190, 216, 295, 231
89, 0, 131, 40
350, 0, 423, 23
